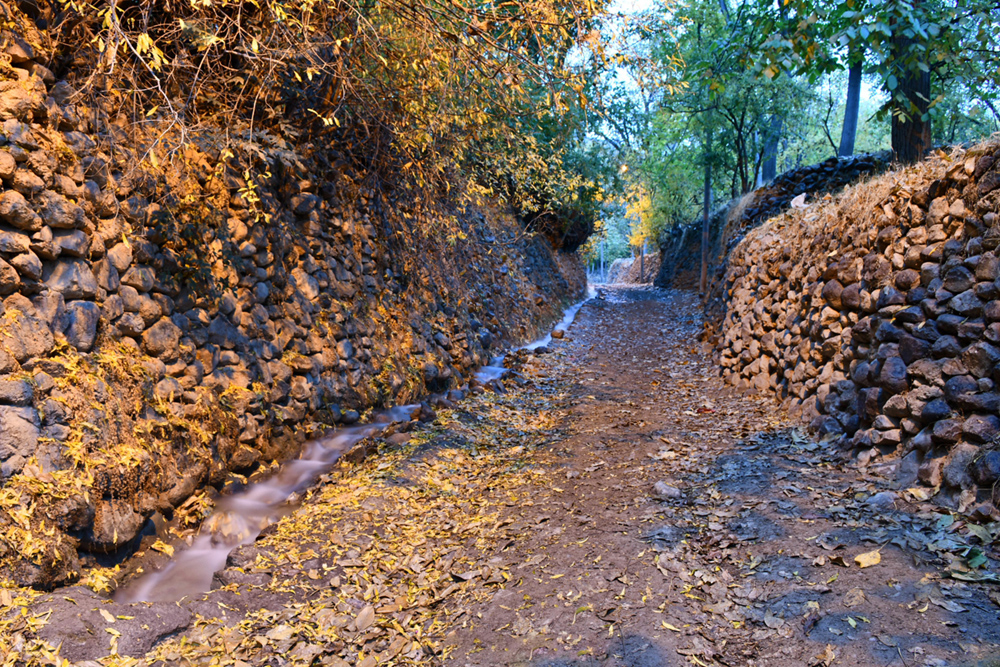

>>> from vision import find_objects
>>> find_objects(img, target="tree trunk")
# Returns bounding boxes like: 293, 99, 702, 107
839, 52, 863, 157
761, 115, 782, 183
890, 11, 932, 163
639, 241, 645, 283
700, 127, 712, 294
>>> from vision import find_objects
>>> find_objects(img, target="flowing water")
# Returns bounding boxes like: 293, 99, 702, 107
119, 288, 594, 603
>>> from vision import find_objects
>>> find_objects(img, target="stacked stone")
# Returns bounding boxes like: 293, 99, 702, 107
656, 152, 889, 292
718, 144, 1000, 511
0, 32, 585, 586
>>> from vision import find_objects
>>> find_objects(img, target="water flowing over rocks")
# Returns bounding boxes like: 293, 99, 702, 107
716, 141, 1000, 513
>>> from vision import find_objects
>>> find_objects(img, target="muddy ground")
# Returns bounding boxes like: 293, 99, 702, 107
5, 286, 1000, 667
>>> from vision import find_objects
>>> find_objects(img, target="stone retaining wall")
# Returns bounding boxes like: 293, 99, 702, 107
717, 142, 1000, 516
0, 49, 586, 586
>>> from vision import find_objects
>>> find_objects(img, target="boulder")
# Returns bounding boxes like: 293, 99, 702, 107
879, 356, 908, 395
962, 414, 1000, 443
9, 251, 42, 280
931, 418, 963, 443
0, 379, 32, 405
121, 265, 155, 292
79, 499, 146, 554
1, 306, 54, 361
42, 258, 98, 299
943, 265, 975, 293
106, 242, 133, 272
942, 443, 979, 489
918, 457, 945, 487
0, 190, 41, 230
63, 301, 101, 352
141, 318, 182, 359
0, 228, 30, 254
52, 229, 91, 258
0, 405, 40, 468
961, 341, 1000, 378
35, 190, 85, 230
290, 267, 320, 301
117, 312, 145, 338
972, 450, 1000, 485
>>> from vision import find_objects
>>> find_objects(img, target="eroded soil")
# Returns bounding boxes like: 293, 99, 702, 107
6, 286, 1000, 667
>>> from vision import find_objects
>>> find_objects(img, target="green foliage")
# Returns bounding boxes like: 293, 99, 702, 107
752, 0, 1000, 147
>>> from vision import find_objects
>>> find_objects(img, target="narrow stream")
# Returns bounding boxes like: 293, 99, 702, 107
118, 288, 594, 603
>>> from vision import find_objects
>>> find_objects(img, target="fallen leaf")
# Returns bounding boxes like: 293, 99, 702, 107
844, 587, 866, 608
930, 597, 967, 613
150, 539, 174, 557
829, 555, 850, 568
854, 549, 881, 568
356, 604, 376, 631
764, 609, 784, 629
810, 644, 836, 667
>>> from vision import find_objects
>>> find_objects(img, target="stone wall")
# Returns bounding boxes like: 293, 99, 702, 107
717, 141, 1000, 517
0, 47, 586, 586
655, 153, 889, 293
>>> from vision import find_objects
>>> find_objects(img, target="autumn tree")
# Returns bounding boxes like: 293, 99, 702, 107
38, 0, 609, 218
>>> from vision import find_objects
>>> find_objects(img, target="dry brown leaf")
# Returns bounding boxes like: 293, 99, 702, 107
356, 605, 376, 631
810, 644, 836, 667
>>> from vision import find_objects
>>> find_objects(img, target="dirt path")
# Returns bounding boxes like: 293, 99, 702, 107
440, 287, 1000, 667
9, 287, 1000, 667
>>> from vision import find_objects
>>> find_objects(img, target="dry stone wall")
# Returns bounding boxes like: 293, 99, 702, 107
656, 153, 889, 292
0, 50, 585, 587
718, 142, 1000, 517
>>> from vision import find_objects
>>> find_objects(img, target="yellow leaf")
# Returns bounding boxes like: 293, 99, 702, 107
661, 621, 681, 632
150, 540, 174, 557
854, 549, 881, 568
99, 608, 116, 624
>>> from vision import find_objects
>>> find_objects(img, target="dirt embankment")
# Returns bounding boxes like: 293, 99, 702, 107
717, 141, 1000, 515
0, 13, 586, 588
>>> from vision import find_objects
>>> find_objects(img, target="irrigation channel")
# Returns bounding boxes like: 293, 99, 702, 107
116, 288, 597, 603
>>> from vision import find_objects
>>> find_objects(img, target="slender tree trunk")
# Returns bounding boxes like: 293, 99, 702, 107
839, 51, 863, 157
890, 9, 931, 163
762, 115, 782, 182
600, 238, 605, 282
700, 127, 712, 294
640, 240, 645, 283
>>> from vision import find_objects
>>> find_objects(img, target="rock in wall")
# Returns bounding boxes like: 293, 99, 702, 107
0, 47, 586, 586
717, 141, 1000, 517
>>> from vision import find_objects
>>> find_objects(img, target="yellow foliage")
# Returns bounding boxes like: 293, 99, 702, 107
52, 0, 609, 211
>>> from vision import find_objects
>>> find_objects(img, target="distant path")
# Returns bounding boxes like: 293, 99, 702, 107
444, 286, 1000, 667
